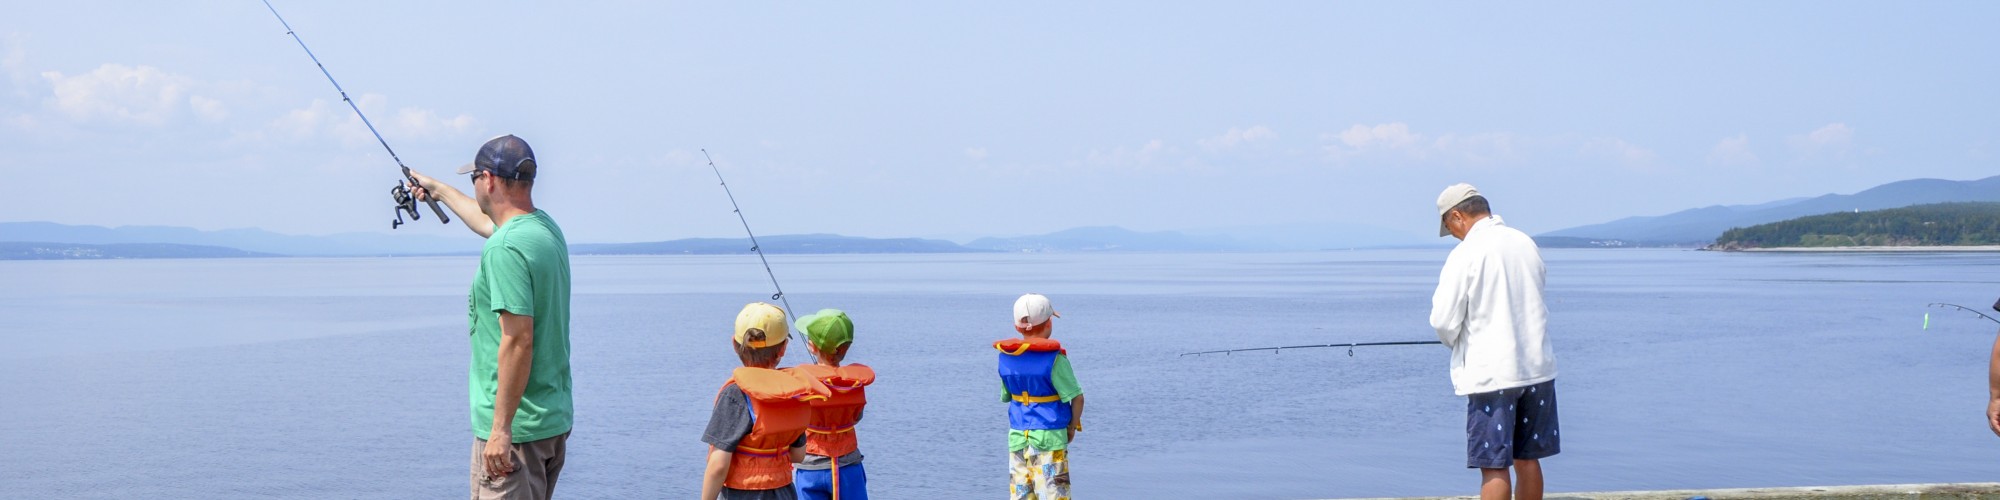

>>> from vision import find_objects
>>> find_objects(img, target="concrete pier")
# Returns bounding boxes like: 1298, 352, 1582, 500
1341, 483, 2000, 500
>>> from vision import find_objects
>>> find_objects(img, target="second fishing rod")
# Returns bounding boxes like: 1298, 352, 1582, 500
703, 149, 799, 339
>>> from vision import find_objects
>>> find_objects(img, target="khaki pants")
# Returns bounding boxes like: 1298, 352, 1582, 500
471, 432, 569, 500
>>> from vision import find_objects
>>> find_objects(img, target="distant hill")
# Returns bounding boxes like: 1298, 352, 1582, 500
0, 242, 275, 259
966, 226, 1247, 252
1182, 221, 1436, 250
573, 234, 986, 254
0, 221, 482, 256
1711, 202, 2000, 249
1542, 175, 2000, 245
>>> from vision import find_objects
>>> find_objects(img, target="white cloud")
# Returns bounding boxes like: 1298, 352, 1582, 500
1198, 125, 1276, 151
1332, 123, 1421, 152
1706, 134, 1757, 166
265, 93, 478, 146
1, 32, 26, 81
1430, 132, 1521, 165
40, 63, 210, 126
189, 95, 227, 122
1580, 138, 1659, 169
1787, 122, 1854, 160
965, 147, 988, 161
392, 106, 474, 138
1085, 138, 1170, 168
1320, 123, 1520, 166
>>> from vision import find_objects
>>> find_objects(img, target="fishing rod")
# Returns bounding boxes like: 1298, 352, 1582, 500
703, 149, 796, 339
260, 0, 449, 229
1926, 303, 2000, 326
1181, 340, 1443, 357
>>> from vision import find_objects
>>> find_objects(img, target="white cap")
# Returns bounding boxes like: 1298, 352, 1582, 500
1435, 183, 1481, 237
1013, 293, 1060, 329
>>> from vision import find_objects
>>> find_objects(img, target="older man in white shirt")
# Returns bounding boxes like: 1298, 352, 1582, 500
1430, 183, 1560, 500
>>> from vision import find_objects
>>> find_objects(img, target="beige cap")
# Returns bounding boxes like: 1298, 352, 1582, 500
1435, 183, 1481, 237
1013, 293, 1060, 329
733, 302, 789, 349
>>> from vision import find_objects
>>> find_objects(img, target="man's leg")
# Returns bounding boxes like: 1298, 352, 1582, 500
1510, 380, 1560, 500
1480, 468, 1512, 500
531, 433, 567, 499
1468, 387, 1521, 499
1513, 459, 1543, 500
471, 434, 561, 500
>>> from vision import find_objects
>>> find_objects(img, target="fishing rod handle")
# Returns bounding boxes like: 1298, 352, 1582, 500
401, 169, 451, 224
422, 197, 450, 224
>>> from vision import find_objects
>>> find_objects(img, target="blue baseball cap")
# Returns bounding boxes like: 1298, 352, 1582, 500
456, 134, 537, 181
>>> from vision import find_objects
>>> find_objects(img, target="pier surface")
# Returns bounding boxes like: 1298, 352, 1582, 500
1339, 483, 2000, 500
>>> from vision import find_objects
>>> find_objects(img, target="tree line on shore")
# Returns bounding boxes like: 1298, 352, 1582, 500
1711, 202, 2000, 249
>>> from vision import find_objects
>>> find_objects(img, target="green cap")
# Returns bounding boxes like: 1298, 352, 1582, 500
795, 308, 854, 353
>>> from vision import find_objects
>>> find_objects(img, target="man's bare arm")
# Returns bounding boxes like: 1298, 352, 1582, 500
481, 311, 535, 476
406, 169, 497, 238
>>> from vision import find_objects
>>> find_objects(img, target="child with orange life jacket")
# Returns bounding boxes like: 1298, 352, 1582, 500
996, 293, 1084, 500
790, 309, 874, 500
701, 303, 831, 500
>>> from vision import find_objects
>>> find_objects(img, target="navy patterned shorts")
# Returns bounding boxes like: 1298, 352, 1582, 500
1465, 379, 1561, 469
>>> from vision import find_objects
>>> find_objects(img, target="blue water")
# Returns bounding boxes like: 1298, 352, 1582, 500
1, 250, 1996, 498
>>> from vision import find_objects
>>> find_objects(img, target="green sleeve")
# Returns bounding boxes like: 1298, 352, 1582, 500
1001, 382, 1012, 403
1051, 354, 1083, 402
483, 241, 536, 317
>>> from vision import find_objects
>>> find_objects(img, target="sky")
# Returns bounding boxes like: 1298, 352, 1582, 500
1, 1, 1995, 243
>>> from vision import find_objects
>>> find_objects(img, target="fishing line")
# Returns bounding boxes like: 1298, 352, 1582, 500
260, 0, 449, 229
1181, 340, 1443, 357
703, 149, 797, 338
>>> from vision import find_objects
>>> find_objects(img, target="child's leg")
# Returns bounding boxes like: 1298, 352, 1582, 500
795, 468, 832, 500
1513, 459, 1542, 500
1035, 449, 1069, 500
1479, 467, 1511, 500
839, 462, 868, 500
1009, 447, 1035, 500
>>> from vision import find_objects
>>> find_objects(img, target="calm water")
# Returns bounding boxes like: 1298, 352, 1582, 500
2, 250, 1997, 498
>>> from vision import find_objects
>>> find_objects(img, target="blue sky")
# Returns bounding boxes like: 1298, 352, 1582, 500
1, 2, 1994, 243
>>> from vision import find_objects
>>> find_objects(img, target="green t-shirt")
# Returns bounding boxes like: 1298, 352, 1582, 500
1001, 354, 1083, 452
468, 210, 573, 443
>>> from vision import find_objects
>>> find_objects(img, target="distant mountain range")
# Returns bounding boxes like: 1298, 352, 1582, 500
574, 234, 981, 255
8, 175, 1990, 259
0, 221, 482, 256
1541, 175, 2000, 245
0, 219, 1437, 259
0, 241, 275, 260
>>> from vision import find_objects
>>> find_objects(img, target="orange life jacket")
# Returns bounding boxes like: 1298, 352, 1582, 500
791, 363, 875, 458
716, 366, 830, 491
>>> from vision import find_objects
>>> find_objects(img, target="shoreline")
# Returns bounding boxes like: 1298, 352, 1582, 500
1732, 245, 2000, 253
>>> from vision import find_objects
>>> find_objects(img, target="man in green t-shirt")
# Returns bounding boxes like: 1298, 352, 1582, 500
409, 134, 573, 500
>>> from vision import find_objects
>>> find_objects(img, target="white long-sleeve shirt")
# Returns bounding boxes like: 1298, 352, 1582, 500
1430, 215, 1557, 396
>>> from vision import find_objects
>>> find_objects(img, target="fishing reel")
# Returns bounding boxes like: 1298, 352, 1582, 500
390, 182, 423, 229
389, 172, 450, 229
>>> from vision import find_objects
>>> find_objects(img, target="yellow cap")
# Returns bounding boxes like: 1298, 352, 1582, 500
734, 302, 789, 348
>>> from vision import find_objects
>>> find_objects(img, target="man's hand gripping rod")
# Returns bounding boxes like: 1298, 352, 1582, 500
261, 0, 448, 228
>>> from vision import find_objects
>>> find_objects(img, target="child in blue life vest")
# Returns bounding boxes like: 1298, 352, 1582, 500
700, 302, 830, 500
791, 309, 875, 500
995, 293, 1084, 500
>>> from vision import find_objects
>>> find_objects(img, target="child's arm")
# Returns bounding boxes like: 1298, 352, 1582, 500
1988, 328, 2000, 437
700, 448, 731, 500
1069, 394, 1086, 442
788, 433, 808, 463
